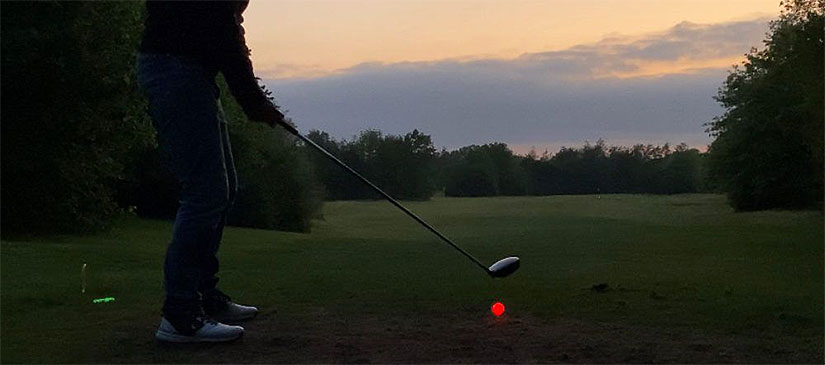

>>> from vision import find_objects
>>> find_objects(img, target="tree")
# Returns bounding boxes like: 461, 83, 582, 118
305, 130, 355, 200
1, 2, 155, 233
394, 129, 439, 199
659, 146, 703, 194
521, 149, 555, 195
307, 129, 438, 201
706, 0, 824, 210
443, 143, 526, 197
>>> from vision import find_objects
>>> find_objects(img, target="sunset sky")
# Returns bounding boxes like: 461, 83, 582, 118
243, 0, 781, 153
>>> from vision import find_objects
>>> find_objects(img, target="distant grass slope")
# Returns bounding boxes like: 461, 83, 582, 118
2, 194, 822, 362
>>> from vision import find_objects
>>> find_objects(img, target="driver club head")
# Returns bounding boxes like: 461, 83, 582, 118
487, 256, 520, 278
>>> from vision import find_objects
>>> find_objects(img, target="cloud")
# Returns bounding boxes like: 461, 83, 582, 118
256, 63, 336, 79
265, 18, 770, 151
294, 18, 769, 82
602, 19, 769, 61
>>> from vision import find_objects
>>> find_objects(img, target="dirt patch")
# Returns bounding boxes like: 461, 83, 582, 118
110, 307, 821, 363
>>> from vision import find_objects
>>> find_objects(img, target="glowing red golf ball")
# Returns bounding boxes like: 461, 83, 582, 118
491, 302, 505, 316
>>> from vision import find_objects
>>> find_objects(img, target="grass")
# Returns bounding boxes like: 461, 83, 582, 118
1, 194, 823, 362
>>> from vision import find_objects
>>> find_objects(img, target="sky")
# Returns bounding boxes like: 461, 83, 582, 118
244, 0, 780, 154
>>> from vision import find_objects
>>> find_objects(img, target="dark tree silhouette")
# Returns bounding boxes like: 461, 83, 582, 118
706, 0, 824, 210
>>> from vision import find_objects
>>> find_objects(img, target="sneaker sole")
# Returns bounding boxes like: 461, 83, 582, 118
155, 329, 244, 343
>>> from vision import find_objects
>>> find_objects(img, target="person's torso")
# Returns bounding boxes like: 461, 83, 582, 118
140, 0, 250, 68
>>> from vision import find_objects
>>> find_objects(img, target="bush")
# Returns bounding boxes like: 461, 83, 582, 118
226, 121, 323, 232
220, 80, 323, 232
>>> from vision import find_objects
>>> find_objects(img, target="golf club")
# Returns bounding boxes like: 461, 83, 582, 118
276, 121, 520, 278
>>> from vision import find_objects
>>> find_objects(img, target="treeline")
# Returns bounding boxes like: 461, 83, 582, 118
304, 133, 707, 200
442, 141, 705, 197
308, 130, 710, 200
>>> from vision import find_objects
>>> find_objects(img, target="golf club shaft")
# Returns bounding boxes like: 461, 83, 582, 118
278, 122, 489, 272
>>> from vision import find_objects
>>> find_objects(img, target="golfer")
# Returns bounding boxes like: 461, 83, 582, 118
137, 0, 283, 342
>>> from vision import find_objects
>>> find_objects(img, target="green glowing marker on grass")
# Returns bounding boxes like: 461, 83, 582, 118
92, 297, 115, 304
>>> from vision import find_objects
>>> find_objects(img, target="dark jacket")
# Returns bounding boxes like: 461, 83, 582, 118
140, 0, 270, 118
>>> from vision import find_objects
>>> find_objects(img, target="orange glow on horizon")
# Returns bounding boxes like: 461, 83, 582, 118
244, 0, 779, 80
604, 56, 747, 79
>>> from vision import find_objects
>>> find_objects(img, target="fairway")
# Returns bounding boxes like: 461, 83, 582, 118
2, 194, 822, 363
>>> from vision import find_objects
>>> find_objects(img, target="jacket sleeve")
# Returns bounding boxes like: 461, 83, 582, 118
215, 2, 273, 120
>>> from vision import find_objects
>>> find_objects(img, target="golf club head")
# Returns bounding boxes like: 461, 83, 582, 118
487, 256, 520, 278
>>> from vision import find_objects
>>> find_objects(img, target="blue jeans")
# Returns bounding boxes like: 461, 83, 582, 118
137, 53, 237, 316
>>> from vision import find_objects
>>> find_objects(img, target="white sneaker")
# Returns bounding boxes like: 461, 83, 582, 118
155, 316, 244, 343
209, 302, 259, 323
203, 290, 259, 323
